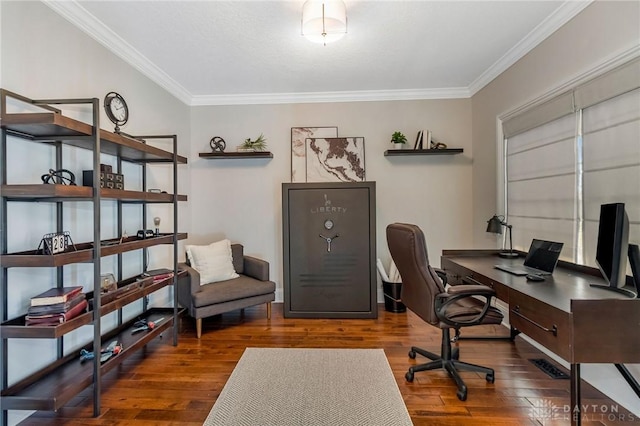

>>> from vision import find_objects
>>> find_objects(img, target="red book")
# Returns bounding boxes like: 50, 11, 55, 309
30, 286, 83, 307
152, 273, 174, 282
142, 268, 175, 283
26, 299, 88, 325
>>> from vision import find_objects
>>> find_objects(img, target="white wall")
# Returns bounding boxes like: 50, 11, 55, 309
470, 0, 640, 416
190, 99, 473, 301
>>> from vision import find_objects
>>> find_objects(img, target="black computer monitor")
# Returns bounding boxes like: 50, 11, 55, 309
592, 203, 636, 297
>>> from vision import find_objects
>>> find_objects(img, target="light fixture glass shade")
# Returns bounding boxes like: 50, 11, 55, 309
302, 0, 347, 45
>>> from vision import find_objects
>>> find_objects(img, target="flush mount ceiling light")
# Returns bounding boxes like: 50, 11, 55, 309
301, 0, 347, 46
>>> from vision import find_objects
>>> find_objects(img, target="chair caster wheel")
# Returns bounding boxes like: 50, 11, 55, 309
486, 373, 495, 383
457, 389, 467, 401
408, 350, 416, 359
405, 370, 414, 382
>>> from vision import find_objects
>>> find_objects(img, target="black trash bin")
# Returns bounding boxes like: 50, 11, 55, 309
382, 281, 406, 313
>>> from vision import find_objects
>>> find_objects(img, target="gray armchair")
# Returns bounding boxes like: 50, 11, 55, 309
177, 243, 276, 338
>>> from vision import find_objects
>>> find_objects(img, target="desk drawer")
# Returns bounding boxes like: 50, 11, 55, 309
442, 260, 509, 302
441, 259, 469, 285
509, 290, 571, 360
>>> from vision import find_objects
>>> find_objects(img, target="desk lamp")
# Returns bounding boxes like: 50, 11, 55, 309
486, 215, 518, 258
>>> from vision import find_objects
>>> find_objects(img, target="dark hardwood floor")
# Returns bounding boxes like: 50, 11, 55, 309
20, 303, 638, 425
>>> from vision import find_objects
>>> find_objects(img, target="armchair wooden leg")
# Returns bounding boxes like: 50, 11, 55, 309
266, 302, 272, 319
196, 318, 202, 339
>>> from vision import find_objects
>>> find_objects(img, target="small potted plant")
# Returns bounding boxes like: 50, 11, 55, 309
238, 133, 268, 152
391, 131, 407, 150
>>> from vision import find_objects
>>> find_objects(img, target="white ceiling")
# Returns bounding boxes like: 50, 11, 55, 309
45, 1, 592, 106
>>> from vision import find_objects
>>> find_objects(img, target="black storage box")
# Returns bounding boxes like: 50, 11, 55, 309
83, 170, 123, 189
382, 281, 405, 313
83, 170, 104, 188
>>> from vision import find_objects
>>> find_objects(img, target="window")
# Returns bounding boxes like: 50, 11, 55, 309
501, 58, 640, 271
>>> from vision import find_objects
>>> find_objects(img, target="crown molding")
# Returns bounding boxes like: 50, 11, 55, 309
190, 87, 471, 106
468, 0, 593, 96
42, 0, 469, 106
43, 0, 590, 106
43, 0, 193, 105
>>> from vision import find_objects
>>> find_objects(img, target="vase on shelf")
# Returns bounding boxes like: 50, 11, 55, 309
393, 143, 405, 150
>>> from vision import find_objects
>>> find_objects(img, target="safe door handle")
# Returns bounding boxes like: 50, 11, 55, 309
512, 306, 558, 336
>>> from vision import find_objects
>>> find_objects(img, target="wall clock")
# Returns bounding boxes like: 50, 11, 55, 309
104, 91, 129, 133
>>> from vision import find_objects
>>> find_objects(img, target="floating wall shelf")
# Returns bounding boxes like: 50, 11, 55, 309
199, 151, 273, 159
384, 148, 464, 156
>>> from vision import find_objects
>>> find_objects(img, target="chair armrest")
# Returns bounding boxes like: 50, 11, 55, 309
243, 255, 270, 281
178, 262, 201, 294
446, 284, 495, 297
176, 262, 198, 310
433, 267, 448, 285
435, 284, 497, 328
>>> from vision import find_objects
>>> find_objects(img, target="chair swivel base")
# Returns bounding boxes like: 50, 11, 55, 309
405, 330, 495, 401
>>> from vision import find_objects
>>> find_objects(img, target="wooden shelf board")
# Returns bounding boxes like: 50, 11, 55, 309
0, 271, 184, 339
1, 112, 187, 164
199, 151, 273, 159
1, 184, 187, 202
0, 233, 187, 268
384, 148, 464, 156
1, 112, 90, 139
0, 311, 92, 339
0, 308, 175, 411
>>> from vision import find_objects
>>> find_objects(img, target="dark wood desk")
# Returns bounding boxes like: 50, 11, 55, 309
441, 250, 640, 426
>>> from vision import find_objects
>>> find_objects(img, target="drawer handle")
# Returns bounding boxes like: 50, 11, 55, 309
512, 305, 558, 336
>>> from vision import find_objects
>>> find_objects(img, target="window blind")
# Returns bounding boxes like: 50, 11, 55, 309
506, 113, 577, 261
582, 88, 640, 271
502, 57, 639, 267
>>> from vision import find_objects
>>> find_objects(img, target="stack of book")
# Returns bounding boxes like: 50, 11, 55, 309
26, 286, 87, 326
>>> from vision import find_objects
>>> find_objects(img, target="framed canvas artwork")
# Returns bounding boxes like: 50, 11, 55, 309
291, 127, 338, 182
305, 137, 365, 182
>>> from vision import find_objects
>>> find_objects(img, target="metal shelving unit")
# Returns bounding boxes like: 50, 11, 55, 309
0, 89, 187, 424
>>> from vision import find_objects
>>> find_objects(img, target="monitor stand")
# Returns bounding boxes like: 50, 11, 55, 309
628, 244, 640, 298
590, 244, 639, 299
589, 283, 637, 298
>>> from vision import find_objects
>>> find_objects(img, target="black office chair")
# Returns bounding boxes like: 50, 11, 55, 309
386, 223, 504, 401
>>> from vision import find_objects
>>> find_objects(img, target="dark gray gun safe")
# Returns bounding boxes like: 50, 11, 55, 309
282, 182, 377, 318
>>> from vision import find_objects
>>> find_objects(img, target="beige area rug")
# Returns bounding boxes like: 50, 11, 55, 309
203, 348, 413, 426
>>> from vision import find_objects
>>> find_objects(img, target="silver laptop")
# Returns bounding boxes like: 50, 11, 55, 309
495, 239, 564, 276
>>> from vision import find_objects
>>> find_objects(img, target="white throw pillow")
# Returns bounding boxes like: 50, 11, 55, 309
186, 239, 239, 285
